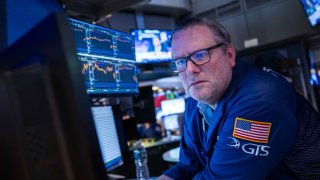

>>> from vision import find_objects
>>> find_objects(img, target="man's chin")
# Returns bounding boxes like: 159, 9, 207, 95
190, 93, 208, 103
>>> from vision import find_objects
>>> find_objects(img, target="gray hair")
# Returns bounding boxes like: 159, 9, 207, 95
172, 17, 231, 47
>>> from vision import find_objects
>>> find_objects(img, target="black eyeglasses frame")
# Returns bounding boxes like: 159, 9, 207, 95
170, 43, 225, 73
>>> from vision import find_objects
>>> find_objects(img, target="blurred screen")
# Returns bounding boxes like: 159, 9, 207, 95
161, 98, 185, 116
300, 0, 320, 27
132, 29, 172, 63
163, 114, 180, 131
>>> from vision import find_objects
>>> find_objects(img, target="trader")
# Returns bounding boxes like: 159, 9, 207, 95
158, 17, 320, 179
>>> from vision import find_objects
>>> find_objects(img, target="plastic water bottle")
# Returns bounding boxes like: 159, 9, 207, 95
134, 141, 149, 180
166, 130, 171, 139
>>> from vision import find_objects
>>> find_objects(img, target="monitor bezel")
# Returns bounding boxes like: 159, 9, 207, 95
0, 12, 108, 180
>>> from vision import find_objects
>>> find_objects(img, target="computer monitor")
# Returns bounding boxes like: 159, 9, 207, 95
162, 114, 180, 131
0, 12, 108, 180
69, 18, 138, 96
300, 0, 320, 27
160, 98, 186, 116
131, 29, 172, 63
91, 106, 123, 171
136, 122, 162, 139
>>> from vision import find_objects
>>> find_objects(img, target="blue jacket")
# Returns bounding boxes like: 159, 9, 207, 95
163, 60, 320, 179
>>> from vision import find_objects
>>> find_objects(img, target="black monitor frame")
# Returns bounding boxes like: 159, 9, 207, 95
0, 12, 107, 180
110, 104, 130, 164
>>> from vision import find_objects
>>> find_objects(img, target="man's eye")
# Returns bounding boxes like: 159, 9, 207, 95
176, 59, 185, 65
193, 51, 208, 60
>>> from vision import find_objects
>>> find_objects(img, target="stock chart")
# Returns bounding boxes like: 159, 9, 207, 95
69, 18, 138, 95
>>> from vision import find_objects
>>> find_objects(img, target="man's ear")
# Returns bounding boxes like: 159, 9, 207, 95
226, 45, 236, 67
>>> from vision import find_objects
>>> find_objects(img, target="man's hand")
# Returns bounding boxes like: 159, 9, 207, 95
157, 175, 174, 180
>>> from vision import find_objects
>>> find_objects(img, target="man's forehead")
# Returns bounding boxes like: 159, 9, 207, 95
171, 26, 216, 58
172, 25, 216, 45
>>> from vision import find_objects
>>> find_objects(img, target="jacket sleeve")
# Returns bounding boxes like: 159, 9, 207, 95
193, 83, 298, 179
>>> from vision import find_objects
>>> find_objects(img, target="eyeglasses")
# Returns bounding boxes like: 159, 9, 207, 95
170, 43, 225, 73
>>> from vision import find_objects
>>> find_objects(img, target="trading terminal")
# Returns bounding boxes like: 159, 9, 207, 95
1, 0, 320, 179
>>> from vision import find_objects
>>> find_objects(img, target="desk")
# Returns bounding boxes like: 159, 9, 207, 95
128, 135, 181, 151
142, 135, 181, 149
121, 136, 181, 177
162, 147, 180, 163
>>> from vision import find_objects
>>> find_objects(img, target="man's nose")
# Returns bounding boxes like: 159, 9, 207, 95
186, 60, 200, 74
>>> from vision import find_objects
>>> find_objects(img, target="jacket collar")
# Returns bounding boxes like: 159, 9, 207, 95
221, 59, 247, 103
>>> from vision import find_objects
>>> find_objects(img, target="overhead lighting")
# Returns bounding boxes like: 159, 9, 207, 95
92, 14, 113, 24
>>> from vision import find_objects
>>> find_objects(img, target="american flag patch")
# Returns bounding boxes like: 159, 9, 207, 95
233, 117, 272, 144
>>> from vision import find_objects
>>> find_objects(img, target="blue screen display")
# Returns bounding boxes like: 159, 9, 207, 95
69, 18, 138, 95
132, 29, 172, 63
300, 0, 320, 27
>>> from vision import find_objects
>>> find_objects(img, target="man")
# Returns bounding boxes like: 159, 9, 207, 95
158, 17, 320, 179
149, 36, 169, 53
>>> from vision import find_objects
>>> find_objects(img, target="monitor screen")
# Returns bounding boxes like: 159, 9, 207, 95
91, 106, 123, 172
131, 29, 172, 63
69, 18, 139, 95
163, 114, 180, 131
161, 98, 186, 116
300, 0, 320, 27
136, 122, 162, 139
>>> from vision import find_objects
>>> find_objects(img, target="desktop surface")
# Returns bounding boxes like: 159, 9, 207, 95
110, 135, 180, 178
162, 147, 180, 163
128, 135, 181, 151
